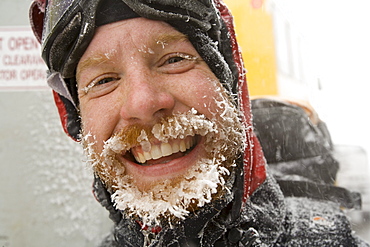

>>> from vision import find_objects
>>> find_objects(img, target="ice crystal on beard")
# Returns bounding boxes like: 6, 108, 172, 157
82, 133, 99, 169
137, 129, 151, 152
106, 110, 223, 225
83, 94, 246, 230
152, 108, 215, 143
108, 106, 243, 227
111, 157, 229, 227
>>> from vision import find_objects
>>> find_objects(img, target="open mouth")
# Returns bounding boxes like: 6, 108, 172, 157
127, 135, 198, 166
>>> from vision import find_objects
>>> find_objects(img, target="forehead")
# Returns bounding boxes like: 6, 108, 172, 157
87, 18, 187, 54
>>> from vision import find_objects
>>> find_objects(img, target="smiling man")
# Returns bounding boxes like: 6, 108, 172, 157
78, 17, 247, 228
29, 0, 369, 246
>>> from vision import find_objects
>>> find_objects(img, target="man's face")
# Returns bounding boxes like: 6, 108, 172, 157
76, 18, 244, 225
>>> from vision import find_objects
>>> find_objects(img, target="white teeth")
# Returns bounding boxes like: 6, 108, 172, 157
143, 151, 152, 161
131, 136, 195, 164
161, 143, 172, 157
172, 141, 180, 153
180, 140, 186, 152
151, 145, 162, 160
137, 152, 146, 164
186, 138, 193, 149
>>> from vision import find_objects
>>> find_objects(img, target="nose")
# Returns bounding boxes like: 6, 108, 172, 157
120, 71, 175, 123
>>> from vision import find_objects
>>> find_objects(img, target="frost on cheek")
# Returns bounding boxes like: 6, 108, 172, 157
81, 131, 127, 188
81, 133, 99, 168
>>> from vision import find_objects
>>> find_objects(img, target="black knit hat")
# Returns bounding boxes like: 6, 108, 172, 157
95, 0, 139, 26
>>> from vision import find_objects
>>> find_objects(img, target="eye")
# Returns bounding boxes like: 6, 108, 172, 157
80, 75, 120, 97
159, 53, 198, 74
166, 56, 185, 64
96, 77, 117, 85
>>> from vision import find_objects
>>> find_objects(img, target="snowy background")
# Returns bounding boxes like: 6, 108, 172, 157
277, 0, 370, 156
273, 0, 370, 240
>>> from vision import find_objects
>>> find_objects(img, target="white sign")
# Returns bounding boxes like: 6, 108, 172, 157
0, 26, 47, 90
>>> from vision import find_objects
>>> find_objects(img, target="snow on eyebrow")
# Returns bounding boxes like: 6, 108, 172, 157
76, 49, 118, 83
155, 33, 189, 48
138, 33, 190, 54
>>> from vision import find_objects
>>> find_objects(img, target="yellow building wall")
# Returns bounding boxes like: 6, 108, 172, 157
223, 0, 278, 96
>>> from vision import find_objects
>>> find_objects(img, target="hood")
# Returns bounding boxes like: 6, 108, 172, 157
31, 0, 267, 244
213, 0, 266, 200
30, 0, 266, 200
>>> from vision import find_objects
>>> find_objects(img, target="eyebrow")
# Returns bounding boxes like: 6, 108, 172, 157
155, 33, 189, 44
76, 49, 119, 83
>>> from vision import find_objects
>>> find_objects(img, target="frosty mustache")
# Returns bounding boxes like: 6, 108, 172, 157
101, 108, 216, 160
82, 108, 219, 186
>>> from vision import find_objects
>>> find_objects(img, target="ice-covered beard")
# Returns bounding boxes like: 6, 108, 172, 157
81, 94, 245, 228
